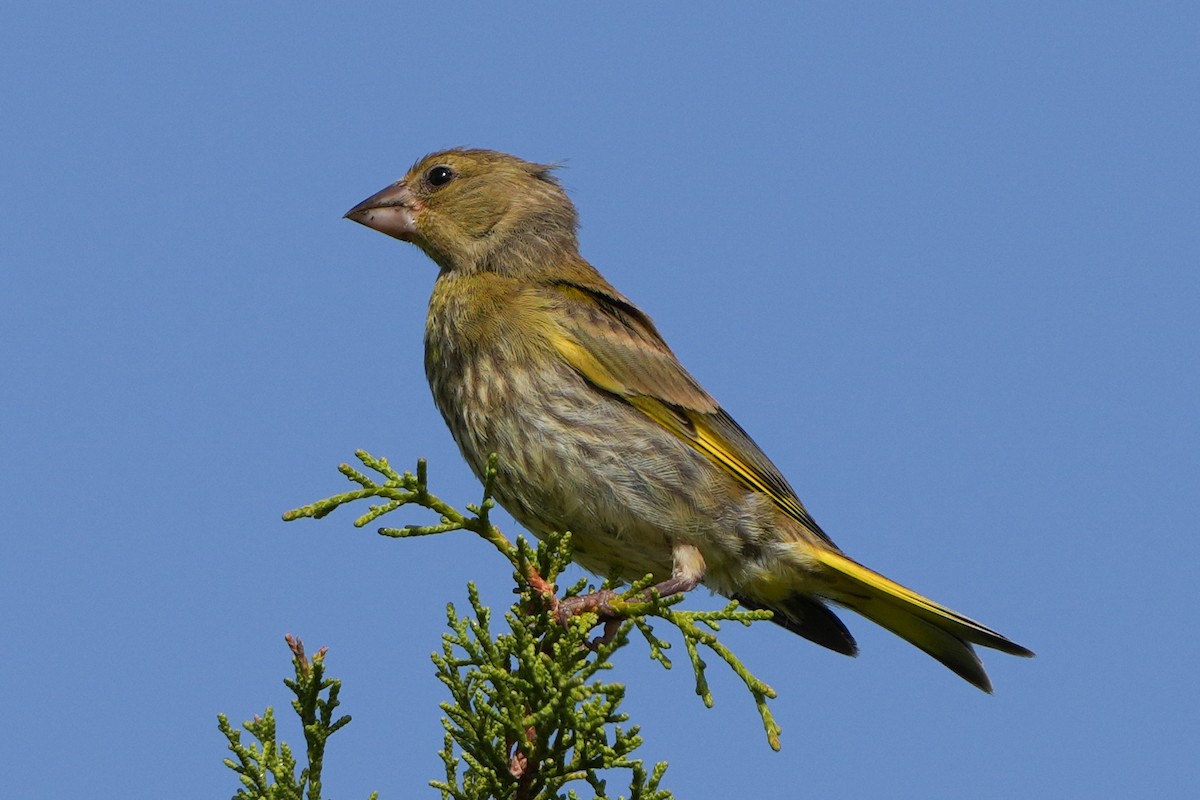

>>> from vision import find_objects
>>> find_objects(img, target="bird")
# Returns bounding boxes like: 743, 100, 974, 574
344, 147, 1033, 692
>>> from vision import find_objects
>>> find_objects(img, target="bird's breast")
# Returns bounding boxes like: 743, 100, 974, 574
421, 274, 783, 588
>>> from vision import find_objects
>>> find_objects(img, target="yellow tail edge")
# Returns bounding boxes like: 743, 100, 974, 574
811, 548, 1034, 692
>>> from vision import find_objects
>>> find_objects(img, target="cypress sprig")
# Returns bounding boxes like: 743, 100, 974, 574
276, 452, 784, 797
219, 636, 376, 800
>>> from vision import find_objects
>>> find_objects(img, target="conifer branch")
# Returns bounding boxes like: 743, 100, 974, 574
218, 636, 376, 800
273, 452, 784, 797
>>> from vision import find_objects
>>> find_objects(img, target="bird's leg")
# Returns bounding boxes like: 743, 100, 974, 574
556, 544, 706, 647
648, 541, 706, 597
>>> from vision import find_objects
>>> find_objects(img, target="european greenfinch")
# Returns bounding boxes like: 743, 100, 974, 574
345, 148, 1033, 691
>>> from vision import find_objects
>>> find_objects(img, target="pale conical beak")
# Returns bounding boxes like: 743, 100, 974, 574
344, 181, 421, 240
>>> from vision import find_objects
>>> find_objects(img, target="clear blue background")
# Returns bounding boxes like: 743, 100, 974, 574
4, 3, 1197, 797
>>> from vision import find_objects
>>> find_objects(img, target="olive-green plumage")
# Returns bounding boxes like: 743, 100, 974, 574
345, 148, 1033, 692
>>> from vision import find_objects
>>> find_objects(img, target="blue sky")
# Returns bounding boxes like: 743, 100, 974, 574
3, 3, 1197, 797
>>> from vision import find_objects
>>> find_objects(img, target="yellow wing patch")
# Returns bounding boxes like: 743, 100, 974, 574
541, 281, 834, 547
550, 334, 629, 396
629, 397, 834, 546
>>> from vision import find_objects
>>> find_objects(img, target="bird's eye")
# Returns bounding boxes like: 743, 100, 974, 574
426, 165, 455, 187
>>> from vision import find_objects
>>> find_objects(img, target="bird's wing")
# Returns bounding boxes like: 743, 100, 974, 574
541, 280, 718, 411
538, 279, 836, 548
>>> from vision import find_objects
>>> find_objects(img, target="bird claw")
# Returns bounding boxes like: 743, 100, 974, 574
555, 588, 621, 623
588, 619, 623, 650
554, 590, 626, 649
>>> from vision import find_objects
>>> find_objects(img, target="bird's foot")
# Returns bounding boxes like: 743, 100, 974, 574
555, 589, 628, 649
554, 571, 704, 649
556, 588, 622, 622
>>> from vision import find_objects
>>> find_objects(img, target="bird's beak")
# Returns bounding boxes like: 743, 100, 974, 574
344, 181, 421, 240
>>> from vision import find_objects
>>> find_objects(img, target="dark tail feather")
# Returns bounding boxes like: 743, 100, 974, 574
809, 548, 1035, 692
735, 593, 858, 657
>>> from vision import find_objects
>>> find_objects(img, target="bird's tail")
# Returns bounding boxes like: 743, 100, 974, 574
807, 548, 1034, 692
